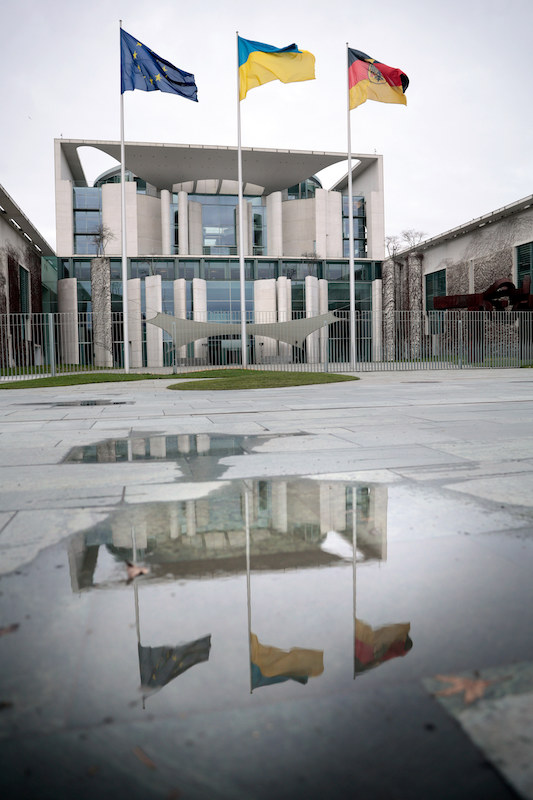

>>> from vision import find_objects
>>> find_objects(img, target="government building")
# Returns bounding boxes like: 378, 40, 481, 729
48, 138, 385, 367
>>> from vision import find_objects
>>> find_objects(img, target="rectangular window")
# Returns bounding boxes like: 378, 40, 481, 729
517, 242, 533, 285
19, 267, 29, 314
342, 196, 366, 259
425, 269, 446, 312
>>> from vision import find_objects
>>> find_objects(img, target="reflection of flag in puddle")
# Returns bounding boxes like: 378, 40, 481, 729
250, 632, 323, 690
138, 635, 211, 690
355, 619, 412, 676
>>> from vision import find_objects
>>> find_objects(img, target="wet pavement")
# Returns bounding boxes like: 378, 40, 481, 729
0, 368, 533, 799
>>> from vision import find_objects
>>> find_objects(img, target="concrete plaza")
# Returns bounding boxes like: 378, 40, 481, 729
0, 368, 532, 799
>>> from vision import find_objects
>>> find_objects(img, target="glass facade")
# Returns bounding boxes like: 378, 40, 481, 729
172, 194, 267, 257
342, 196, 366, 258
73, 187, 102, 256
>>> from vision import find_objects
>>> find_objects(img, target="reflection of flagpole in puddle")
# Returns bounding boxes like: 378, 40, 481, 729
244, 480, 253, 694
352, 486, 357, 680
131, 525, 145, 708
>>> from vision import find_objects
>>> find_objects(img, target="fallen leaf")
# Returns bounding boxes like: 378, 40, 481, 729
434, 674, 507, 704
0, 624, 19, 637
133, 746, 156, 769
126, 561, 149, 582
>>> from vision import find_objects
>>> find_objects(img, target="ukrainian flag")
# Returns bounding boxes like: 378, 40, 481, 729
250, 633, 323, 690
238, 37, 315, 101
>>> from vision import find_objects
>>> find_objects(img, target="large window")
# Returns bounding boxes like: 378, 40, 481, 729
19, 267, 29, 314
183, 195, 267, 257
73, 187, 102, 255
342, 196, 366, 258
425, 269, 446, 312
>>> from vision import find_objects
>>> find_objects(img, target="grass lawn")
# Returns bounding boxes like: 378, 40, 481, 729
0, 369, 358, 391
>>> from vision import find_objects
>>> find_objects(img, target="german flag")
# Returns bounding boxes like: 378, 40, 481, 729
348, 48, 408, 110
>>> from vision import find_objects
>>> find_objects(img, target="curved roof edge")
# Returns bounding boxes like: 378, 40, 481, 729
56, 139, 378, 196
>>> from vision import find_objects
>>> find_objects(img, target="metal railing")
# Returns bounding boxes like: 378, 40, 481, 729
1, 310, 532, 380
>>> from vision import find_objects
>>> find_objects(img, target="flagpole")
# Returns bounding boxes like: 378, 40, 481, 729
236, 31, 248, 368
120, 19, 130, 373
346, 43, 356, 370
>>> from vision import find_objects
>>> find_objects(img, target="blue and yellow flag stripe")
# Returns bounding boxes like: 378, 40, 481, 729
238, 36, 315, 100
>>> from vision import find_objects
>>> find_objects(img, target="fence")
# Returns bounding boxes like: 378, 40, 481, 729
1, 310, 533, 380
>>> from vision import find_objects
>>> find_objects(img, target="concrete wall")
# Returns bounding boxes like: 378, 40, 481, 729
420, 208, 533, 301
137, 194, 162, 256
352, 156, 385, 260
102, 183, 138, 258
282, 198, 317, 256
314, 190, 343, 258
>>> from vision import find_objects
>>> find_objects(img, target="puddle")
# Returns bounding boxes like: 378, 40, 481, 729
1, 475, 532, 797
17, 400, 134, 407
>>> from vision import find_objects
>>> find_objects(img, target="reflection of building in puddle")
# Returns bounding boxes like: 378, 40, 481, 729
64, 433, 274, 463
67, 478, 388, 591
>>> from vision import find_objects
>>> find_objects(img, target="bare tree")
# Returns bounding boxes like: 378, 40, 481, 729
385, 235, 401, 259
400, 229, 426, 249
91, 224, 116, 257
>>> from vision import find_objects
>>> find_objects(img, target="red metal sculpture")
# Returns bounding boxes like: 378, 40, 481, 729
433, 276, 533, 311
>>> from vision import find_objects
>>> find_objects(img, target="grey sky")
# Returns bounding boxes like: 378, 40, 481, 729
1, 0, 531, 250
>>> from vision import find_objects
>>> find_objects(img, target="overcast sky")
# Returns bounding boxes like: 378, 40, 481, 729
2, 0, 531, 251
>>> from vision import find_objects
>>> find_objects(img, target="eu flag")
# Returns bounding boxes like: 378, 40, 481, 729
120, 29, 198, 101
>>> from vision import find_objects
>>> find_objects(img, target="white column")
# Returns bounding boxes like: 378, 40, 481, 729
372, 278, 383, 362
145, 275, 163, 367
192, 278, 207, 360
57, 278, 79, 365
271, 481, 288, 532
178, 191, 189, 255
161, 189, 171, 256
319, 278, 329, 365
173, 278, 187, 360
188, 199, 202, 255
254, 279, 277, 362
266, 192, 283, 256
149, 436, 166, 458
127, 278, 143, 368
305, 275, 320, 364
277, 276, 291, 363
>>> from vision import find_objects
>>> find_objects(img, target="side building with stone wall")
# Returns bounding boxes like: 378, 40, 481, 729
381, 195, 533, 358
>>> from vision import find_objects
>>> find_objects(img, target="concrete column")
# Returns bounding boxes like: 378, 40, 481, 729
57, 278, 79, 364
408, 253, 423, 358
254, 278, 277, 362
127, 278, 143, 368
149, 436, 166, 458
173, 278, 187, 360
177, 434, 190, 454
314, 189, 328, 258
382, 258, 396, 361
192, 278, 207, 360
145, 275, 163, 367
319, 278, 329, 365
305, 275, 320, 364
372, 279, 383, 362
185, 500, 196, 537
161, 189, 171, 256
188, 200, 202, 255
271, 481, 288, 532
169, 504, 181, 540
178, 191, 189, 255
277, 276, 291, 363
266, 192, 283, 256
319, 483, 346, 535
90, 258, 112, 368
